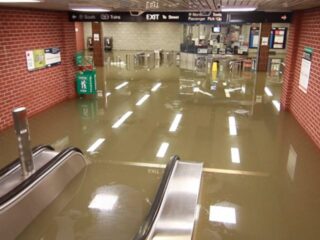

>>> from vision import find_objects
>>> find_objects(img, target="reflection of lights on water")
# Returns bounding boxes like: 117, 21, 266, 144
169, 113, 183, 132
88, 194, 118, 211
156, 142, 169, 158
209, 206, 236, 224
115, 81, 128, 90
287, 145, 297, 181
112, 111, 133, 128
228, 116, 237, 136
87, 138, 106, 153
272, 100, 280, 111
264, 87, 273, 96
151, 83, 162, 92
136, 94, 150, 106
231, 147, 240, 163
225, 89, 230, 98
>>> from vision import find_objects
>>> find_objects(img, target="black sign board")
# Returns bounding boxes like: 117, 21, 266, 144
69, 11, 227, 23
69, 11, 291, 23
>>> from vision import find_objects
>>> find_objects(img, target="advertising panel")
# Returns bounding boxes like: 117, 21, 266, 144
25, 47, 61, 71
299, 47, 313, 93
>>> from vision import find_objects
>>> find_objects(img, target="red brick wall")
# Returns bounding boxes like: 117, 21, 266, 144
281, 8, 320, 149
0, 8, 77, 131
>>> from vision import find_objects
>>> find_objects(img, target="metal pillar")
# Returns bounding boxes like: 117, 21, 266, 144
12, 107, 34, 176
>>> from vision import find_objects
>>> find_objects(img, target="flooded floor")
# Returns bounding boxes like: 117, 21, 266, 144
0, 51, 320, 239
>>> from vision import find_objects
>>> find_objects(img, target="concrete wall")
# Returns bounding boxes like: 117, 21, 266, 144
0, 8, 77, 131
281, 8, 320, 149
84, 22, 183, 51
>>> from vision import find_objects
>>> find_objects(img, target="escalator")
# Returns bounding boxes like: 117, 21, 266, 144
0, 146, 87, 239
1, 107, 203, 239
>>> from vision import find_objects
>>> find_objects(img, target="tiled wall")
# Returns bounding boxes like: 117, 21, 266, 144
281, 8, 320, 149
0, 8, 77, 131
84, 22, 183, 51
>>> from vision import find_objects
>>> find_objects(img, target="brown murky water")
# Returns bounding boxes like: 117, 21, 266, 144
0, 51, 319, 239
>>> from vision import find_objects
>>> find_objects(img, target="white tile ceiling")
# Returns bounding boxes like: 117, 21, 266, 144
0, 0, 320, 11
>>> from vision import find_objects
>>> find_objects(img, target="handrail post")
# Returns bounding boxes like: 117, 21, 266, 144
12, 107, 34, 176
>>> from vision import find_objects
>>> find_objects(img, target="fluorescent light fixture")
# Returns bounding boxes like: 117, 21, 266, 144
222, 7, 256, 12
112, 111, 133, 128
169, 113, 183, 132
228, 116, 237, 136
115, 81, 128, 90
106, 92, 111, 97
71, 7, 110, 12
264, 87, 273, 97
156, 142, 169, 158
0, 0, 41, 2
87, 138, 106, 153
225, 89, 230, 98
88, 194, 118, 211
272, 100, 280, 111
231, 147, 240, 163
136, 94, 150, 106
151, 83, 162, 92
209, 206, 236, 224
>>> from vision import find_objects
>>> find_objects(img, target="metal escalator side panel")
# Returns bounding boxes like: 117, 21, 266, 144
134, 155, 180, 240
147, 161, 203, 240
0, 145, 55, 179
0, 148, 88, 240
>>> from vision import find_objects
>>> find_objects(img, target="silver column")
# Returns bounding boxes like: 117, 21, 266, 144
12, 107, 34, 176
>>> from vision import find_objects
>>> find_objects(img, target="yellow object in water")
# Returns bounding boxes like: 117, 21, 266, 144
212, 62, 218, 72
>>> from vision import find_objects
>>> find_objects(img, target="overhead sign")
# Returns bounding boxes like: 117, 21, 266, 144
69, 11, 226, 23
299, 47, 313, 93
26, 48, 61, 71
69, 11, 291, 23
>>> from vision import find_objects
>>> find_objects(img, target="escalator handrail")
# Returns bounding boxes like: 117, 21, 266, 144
0, 147, 83, 208
0, 145, 54, 178
133, 155, 180, 240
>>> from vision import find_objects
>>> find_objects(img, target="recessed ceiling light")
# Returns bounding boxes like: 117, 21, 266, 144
222, 7, 256, 12
71, 7, 110, 12
0, 0, 41, 2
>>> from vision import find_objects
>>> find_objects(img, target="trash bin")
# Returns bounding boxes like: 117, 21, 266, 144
76, 69, 97, 95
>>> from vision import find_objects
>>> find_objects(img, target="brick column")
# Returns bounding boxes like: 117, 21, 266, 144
92, 22, 104, 67
62, 15, 77, 99
280, 11, 302, 110
257, 23, 272, 72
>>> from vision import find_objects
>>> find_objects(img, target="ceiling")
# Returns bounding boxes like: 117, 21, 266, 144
1, 0, 320, 12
